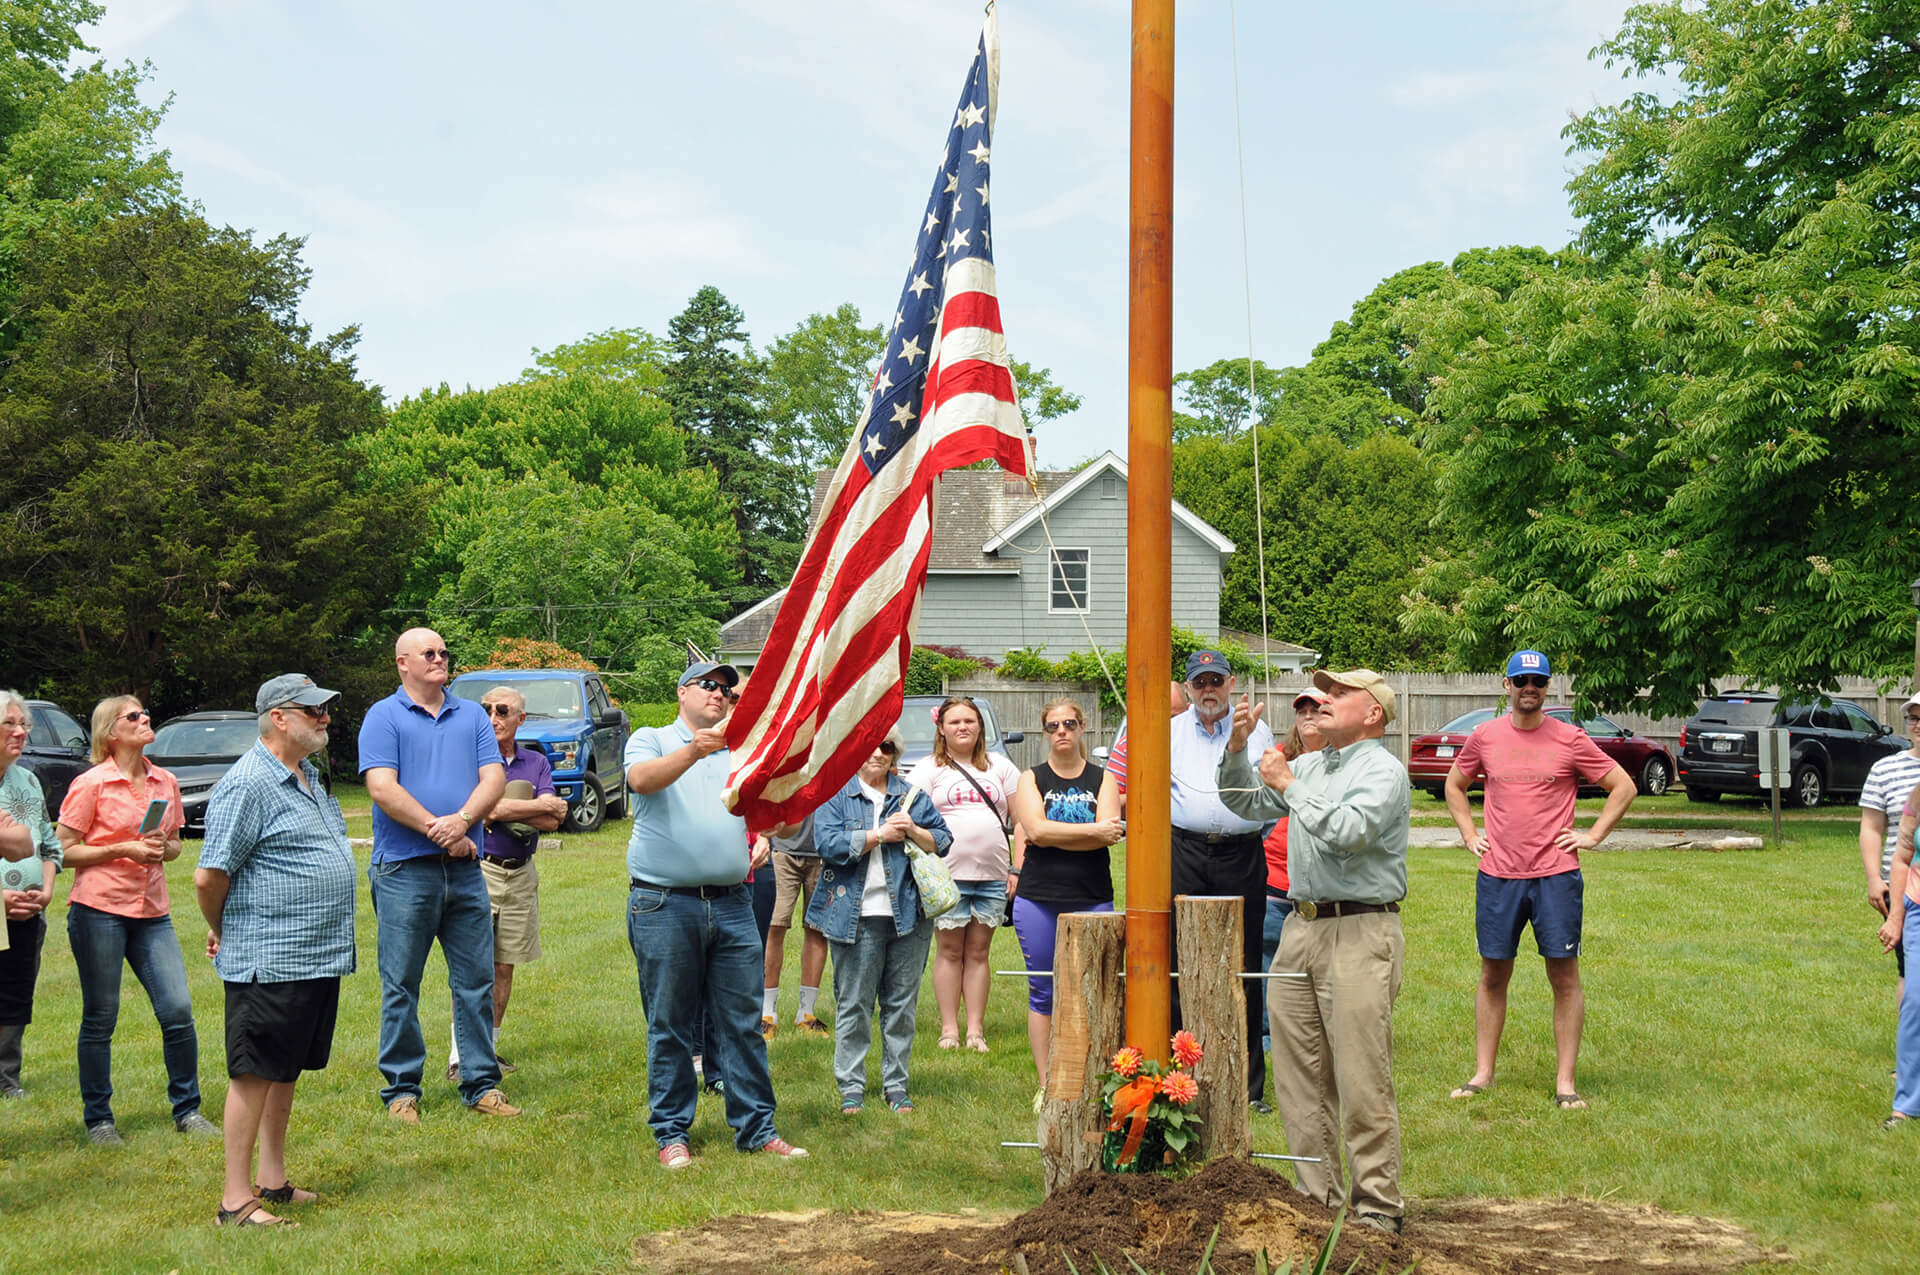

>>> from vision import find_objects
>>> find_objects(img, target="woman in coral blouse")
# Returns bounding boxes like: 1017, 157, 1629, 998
57, 695, 213, 1145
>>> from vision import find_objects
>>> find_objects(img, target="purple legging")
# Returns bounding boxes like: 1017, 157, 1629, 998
1011, 896, 1115, 1014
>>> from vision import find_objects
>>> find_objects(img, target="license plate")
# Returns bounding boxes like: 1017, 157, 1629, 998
1436, 746, 1455, 758
1707, 738, 1735, 754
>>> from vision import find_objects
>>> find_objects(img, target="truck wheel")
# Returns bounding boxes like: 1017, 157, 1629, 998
605, 777, 629, 820
567, 775, 607, 833
1789, 763, 1824, 809
1683, 784, 1720, 803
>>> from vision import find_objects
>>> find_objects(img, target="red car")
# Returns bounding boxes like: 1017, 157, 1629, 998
1407, 707, 1675, 800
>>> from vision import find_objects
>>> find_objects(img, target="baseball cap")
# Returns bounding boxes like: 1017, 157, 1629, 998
1184, 649, 1229, 681
1311, 668, 1397, 724
679, 660, 739, 689
1292, 688, 1330, 710
1903, 692, 1920, 712
256, 674, 340, 714
1504, 650, 1551, 678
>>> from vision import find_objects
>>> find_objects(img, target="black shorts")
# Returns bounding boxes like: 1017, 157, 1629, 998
225, 977, 340, 1083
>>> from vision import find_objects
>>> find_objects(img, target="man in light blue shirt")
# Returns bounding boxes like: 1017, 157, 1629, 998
623, 661, 804, 1169
1167, 649, 1274, 1111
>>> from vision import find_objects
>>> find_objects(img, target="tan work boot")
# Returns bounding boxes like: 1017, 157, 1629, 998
471, 1089, 521, 1118
388, 1096, 421, 1126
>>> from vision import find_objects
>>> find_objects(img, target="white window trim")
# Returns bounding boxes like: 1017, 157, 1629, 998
1048, 546, 1091, 614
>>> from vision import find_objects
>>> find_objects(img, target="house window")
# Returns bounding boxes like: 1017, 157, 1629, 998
1049, 548, 1090, 612
1101, 476, 1119, 499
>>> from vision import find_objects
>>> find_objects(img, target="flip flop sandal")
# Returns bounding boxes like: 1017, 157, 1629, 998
1882, 1113, 1912, 1131
216, 1199, 297, 1228
1449, 1082, 1488, 1099
256, 1182, 319, 1205
1553, 1092, 1588, 1110
937, 1035, 960, 1051
840, 1101, 864, 1115
966, 1035, 990, 1054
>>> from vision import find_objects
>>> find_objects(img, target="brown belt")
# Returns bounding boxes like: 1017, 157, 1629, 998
1294, 900, 1400, 921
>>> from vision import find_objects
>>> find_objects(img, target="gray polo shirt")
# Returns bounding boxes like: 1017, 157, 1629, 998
1217, 737, 1409, 905
623, 719, 749, 887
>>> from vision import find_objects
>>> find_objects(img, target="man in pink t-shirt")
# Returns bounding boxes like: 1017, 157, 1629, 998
1443, 650, 1636, 1111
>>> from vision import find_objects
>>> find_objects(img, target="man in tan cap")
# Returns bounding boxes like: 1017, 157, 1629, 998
1217, 668, 1410, 1235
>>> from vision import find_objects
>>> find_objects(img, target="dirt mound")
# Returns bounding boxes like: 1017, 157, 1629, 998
631, 1158, 1789, 1274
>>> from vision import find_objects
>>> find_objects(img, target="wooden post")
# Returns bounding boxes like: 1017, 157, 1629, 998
1038, 911, 1127, 1194
1125, 0, 1175, 1066
1172, 895, 1249, 1161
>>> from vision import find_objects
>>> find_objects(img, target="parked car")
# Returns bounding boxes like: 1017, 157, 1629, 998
1407, 706, 1677, 800
448, 668, 629, 833
895, 694, 1024, 773
18, 699, 90, 821
149, 711, 284, 834
1677, 692, 1908, 808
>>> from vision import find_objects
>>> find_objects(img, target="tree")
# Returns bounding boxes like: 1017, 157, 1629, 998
1172, 358, 1284, 442
1010, 359, 1083, 429
522, 325, 667, 385
762, 303, 882, 479
664, 286, 804, 588
0, 205, 406, 712
1401, 0, 1920, 714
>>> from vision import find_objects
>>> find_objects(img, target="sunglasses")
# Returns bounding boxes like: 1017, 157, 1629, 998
121, 709, 151, 723
416, 649, 452, 663
878, 741, 898, 755
288, 704, 331, 720
690, 678, 731, 694
486, 703, 520, 718
1189, 674, 1227, 689
1043, 719, 1081, 733
724, 689, 740, 703
1293, 698, 1324, 711
1509, 675, 1551, 689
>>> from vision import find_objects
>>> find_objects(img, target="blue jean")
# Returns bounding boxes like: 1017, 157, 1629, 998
1896, 907, 1920, 1117
67, 902, 201, 1126
627, 884, 778, 1150
830, 915, 934, 1103
369, 856, 501, 1105
1260, 893, 1295, 1055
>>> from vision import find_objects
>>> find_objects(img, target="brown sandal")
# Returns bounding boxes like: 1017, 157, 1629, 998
216, 1198, 298, 1227
256, 1181, 320, 1205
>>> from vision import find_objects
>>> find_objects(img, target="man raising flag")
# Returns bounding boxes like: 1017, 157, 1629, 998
726, 9, 1029, 831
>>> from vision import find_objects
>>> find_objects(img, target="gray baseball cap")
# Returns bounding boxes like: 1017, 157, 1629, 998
256, 673, 341, 714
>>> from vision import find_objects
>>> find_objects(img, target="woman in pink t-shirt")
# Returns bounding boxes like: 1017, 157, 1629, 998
56, 695, 207, 1144
904, 697, 1022, 1053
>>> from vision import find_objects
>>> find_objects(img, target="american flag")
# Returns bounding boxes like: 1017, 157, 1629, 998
724, 11, 1030, 831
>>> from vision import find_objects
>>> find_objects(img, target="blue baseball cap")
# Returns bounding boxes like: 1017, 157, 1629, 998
1504, 650, 1551, 678
1184, 649, 1229, 681
679, 660, 738, 689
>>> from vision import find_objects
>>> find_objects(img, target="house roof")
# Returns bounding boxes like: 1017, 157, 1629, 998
1215, 627, 1319, 660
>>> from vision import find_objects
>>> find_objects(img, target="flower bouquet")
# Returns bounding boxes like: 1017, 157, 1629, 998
1097, 1030, 1206, 1173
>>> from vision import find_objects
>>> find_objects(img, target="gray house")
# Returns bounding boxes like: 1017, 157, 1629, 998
719, 450, 1244, 674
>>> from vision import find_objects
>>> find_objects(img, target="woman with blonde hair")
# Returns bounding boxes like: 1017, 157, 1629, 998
57, 695, 211, 1145
904, 696, 1022, 1052
1009, 696, 1123, 1091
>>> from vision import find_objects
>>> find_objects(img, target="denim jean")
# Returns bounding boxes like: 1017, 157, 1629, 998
1260, 893, 1295, 1056
369, 856, 501, 1105
66, 902, 201, 1126
1896, 906, 1920, 1117
830, 915, 934, 1104
626, 884, 778, 1150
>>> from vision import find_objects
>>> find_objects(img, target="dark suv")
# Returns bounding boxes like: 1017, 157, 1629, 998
1678, 693, 1909, 808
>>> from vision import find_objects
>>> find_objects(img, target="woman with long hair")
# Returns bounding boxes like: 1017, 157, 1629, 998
57, 695, 212, 1145
1008, 696, 1123, 1092
904, 696, 1022, 1052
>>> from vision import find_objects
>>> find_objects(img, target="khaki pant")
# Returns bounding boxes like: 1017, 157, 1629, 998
1269, 909, 1403, 1218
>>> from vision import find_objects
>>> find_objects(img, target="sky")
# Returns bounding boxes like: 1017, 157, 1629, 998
84, 0, 1645, 468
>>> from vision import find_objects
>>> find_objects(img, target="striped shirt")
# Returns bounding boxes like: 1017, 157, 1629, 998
199, 741, 357, 982
1860, 750, 1920, 880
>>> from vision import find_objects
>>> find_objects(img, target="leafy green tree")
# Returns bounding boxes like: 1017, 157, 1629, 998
1172, 358, 1284, 442
664, 285, 803, 588
0, 1, 180, 353
1402, 0, 1920, 714
762, 303, 882, 479
1010, 359, 1083, 428
0, 205, 406, 711
522, 325, 666, 385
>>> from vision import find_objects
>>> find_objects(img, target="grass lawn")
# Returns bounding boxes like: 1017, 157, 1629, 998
0, 783, 1907, 1272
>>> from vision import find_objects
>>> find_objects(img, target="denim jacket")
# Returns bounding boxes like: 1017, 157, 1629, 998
804, 773, 952, 943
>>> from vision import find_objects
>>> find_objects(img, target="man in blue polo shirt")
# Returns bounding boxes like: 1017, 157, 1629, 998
624, 660, 805, 1169
196, 674, 357, 1227
359, 628, 515, 1123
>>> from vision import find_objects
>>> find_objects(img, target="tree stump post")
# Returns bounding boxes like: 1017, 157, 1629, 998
1173, 894, 1249, 1160
1038, 910, 1126, 1194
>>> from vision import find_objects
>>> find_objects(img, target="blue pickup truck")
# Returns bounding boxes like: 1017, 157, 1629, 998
448, 668, 630, 833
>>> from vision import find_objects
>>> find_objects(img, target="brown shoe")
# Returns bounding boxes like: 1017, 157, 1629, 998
471, 1089, 521, 1118
387, 1096, 420, 1126
759, 1015, 778, 1039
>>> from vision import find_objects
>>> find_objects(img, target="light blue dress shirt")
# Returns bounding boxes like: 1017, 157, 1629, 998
1169, 708, 1274, 836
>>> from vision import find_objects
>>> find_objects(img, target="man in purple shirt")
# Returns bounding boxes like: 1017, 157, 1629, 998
446, 686, 567, 1081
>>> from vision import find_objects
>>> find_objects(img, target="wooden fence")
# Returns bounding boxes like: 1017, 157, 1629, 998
949, 670, 1912, 769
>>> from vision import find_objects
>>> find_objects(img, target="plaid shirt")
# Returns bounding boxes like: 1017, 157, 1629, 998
198, 741, 357, 982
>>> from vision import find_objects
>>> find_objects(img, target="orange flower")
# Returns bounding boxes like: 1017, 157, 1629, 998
1110, 1046, 1144, 1078
1171, 1030, 1204, 1068
1160, 1070, 1199, 1106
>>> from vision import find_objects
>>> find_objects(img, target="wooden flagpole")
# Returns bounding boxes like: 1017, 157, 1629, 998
1124, 0, 1174, 1062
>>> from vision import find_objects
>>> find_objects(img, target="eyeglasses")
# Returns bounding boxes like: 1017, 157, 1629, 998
486, 703, 519, 718
121, 709, 151, 723
690, 678, 730, 694
1509, 675, 1550, 689
0, 717, 27, 733
288, 705, 331, 720
416, 649, 452, 663
878, 741, 898, 755
724, 690, 740, 703
1189, 674, 1227, 689
1043, 719, 1081, 733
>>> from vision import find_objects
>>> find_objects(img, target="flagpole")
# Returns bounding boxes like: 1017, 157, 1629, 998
1125, 0, 1174, 1063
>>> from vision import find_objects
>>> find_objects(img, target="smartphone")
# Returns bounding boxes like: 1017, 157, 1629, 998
137, 798, 169, 836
